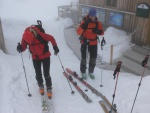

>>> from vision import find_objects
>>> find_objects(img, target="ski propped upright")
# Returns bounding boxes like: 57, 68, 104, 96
66, 68, 117, 113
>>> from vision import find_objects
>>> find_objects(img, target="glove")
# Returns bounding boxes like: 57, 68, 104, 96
81, 18, 92, 30
92, 28, 103, 35
53, 46, 59, 55
17, 43, 22, 53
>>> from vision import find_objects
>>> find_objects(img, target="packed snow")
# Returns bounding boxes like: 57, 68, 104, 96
0, 0, 150, 113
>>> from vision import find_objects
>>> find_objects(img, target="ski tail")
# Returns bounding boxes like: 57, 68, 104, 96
99, 101, 109, 113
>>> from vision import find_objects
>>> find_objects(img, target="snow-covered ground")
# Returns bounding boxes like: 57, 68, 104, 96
0, 0, 150, 113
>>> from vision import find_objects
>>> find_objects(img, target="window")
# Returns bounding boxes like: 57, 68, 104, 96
107, 0, 117, 7
108, 11, 124, 27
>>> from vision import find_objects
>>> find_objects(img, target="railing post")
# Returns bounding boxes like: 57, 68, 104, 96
110, 45, 113, 65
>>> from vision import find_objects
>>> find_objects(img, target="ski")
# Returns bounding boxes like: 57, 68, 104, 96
99, 100, 109, 113
66, 68, 117, 113
63, 72, 92, 103
66, 68, 103, 96
41, 94, 54, 113
46, 97, 54, 113
41, 95, 49, 113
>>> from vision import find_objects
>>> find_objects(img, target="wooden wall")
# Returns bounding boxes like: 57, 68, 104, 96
79, 0, 150, 46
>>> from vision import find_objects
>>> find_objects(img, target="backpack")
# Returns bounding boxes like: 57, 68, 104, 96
29, 20, 49, 55
79, 16, 99, 43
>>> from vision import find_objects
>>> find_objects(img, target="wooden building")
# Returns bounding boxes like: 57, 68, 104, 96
78, 0, 150, 46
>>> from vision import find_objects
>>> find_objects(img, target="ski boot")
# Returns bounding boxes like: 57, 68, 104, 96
89, 73, 95, 80
47, 87, 52, 99
81, 73, 87, 79
39, 84, 44, 95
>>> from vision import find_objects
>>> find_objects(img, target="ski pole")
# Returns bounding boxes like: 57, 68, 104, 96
99, 37, 106, 87
109, 61, 122, 113
19, 43, 32, 97
130, 55, 149, 113
57, 54, 75, 94
85, 46, 89, 92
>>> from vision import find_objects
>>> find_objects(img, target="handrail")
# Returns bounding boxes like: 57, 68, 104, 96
113, 27, 138, 47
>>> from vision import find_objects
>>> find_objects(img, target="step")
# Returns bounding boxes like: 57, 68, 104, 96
116, 57, 150, 76
124, 50, 150, 69
132, 45, 150, 55
103, 64, 125, 72
143, 46, 150, 51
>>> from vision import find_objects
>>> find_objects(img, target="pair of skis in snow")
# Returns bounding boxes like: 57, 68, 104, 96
64, 68, 117, 113
41, 92, 54, 113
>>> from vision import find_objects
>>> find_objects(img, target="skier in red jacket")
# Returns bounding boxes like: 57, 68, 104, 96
17, 24, 59, 99
77, 8, 104, 79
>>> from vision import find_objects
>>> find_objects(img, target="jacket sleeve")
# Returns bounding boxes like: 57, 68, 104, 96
21, 39, 27, 52
77, 21, 85, 35
40, 33, 57, 46
98, 21, 104, 36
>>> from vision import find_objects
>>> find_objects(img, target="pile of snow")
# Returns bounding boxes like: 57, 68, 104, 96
99, 27, 131, 63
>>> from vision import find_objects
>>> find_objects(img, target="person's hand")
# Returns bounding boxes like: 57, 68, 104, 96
81, 18, 92, 30
53, 46, 59, 55
92, 28, 103, 35
17, 43, 22, 53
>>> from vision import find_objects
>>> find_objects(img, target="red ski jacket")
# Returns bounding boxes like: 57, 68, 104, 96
77, 16, 104, 45
21, 26, 57, 59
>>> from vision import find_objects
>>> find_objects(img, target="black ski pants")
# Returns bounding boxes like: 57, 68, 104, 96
32, 57, 52, 88
80, 44, 97, 73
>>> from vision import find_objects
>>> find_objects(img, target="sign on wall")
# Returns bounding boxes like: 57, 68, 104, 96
109, 11, 124, 27
136, 3, 150, 18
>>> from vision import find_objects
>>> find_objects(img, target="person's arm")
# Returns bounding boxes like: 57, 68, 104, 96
41, 33, 57, 46
92, 21, 104, 35
21, 39, 28, 51
77, 18, 92, 35
97, 22, 104, 35
77, 21, 85, 35
41, 33, 59, 55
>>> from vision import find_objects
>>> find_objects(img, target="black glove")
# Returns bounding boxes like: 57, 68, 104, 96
81, 18, 92, 30
92, 28, 103, 35
53, 46, 59, 55
17, 43, 22, 53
